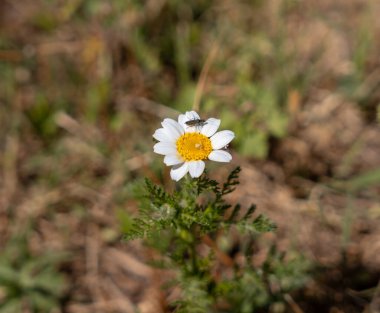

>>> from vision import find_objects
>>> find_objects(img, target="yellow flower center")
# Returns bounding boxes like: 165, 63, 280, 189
176, 133, 212, 161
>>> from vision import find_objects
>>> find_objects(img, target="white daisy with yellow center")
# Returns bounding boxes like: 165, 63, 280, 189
153, 111, 235, 181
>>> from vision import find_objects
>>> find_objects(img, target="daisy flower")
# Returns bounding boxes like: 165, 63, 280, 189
153, 111, 235, 181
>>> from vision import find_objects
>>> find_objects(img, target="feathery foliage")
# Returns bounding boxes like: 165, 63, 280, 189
123, 167, 309, 312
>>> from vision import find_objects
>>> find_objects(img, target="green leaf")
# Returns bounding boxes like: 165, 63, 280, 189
252, 214, 277, 233
0, 298, 22, 313
240, 131, 268, 159
221, 166, 241, 197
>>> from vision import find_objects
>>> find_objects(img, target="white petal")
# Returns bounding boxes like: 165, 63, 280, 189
161, 118, 184, 141
208, 150, 232, 162
183, 126, 198, 133
164, 154, 183, 166
178, 114, 187, 130
184, 125, 197, 133
153, 128, 172, 142
153, 142, 177, 155
170, 163, 189, 181
210, 130, 235, 150
185, 111, 200, 120
188, 161, 205, 178
201, 118, 220, 137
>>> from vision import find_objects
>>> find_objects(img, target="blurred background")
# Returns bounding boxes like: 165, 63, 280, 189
0, 0, 380, 312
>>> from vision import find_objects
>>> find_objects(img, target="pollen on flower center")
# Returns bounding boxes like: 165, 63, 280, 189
176, 133, 212, 161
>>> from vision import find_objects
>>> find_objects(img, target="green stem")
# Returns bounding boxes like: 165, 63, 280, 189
190, 242, 199, 275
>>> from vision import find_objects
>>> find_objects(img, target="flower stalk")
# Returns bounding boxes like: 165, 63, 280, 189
123, 111, 309, 312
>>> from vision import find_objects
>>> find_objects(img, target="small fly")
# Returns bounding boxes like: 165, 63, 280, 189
185, 119, 207, 130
